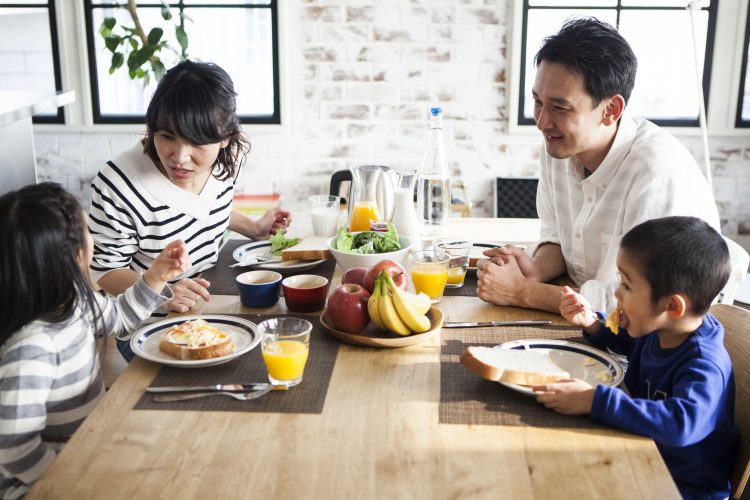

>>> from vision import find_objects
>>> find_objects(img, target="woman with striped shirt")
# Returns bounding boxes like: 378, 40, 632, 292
88, 60, 291, 316
0, 183, 188, 497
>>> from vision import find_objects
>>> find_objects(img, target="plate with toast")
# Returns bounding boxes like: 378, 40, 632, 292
130, 315, 260, 368
460, 340, 624, 397
233, 241, 327, 271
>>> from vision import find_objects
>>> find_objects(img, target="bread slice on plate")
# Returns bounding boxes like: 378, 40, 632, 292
280, 236, 332, 261
460, 346, 570, 386
158, 319, 234, 361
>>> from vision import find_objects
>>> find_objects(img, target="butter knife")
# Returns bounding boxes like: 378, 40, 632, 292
146, 383, 270, 394
442, 320, 552, 328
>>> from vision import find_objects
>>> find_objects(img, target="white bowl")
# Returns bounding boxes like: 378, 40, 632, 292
327, 234, 412, 272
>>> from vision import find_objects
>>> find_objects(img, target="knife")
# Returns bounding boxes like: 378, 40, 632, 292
442, 320, 553, 328
146, 383, 270, 394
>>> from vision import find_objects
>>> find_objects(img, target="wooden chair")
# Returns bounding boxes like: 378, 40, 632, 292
494, 177, 538, 218
717, 237, 750, 304
710, 303, 750, 499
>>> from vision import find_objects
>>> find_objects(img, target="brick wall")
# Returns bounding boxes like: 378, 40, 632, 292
34, 0, 750, 252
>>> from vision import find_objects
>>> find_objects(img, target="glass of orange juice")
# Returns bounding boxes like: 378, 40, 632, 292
409, 250, 450, 303
259, 318, 312, 387
435, 239, 472, 288
349, 201, 381, 232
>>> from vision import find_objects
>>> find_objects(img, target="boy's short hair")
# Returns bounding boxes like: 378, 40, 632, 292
534, 17, 638, 106
619, 216, 731, 315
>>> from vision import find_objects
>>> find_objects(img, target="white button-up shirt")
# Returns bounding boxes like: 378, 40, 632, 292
535, 113, 720, 312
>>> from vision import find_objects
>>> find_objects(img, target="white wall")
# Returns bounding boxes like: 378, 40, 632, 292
33, 0, 750, 251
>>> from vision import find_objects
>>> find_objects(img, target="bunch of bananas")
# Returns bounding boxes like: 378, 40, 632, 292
368, 271, 432, 336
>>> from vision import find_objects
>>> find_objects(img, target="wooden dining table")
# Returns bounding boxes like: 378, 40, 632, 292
28, 218, 679, 499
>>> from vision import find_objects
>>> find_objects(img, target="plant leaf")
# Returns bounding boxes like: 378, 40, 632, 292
152, 59, 166, 81
110, 52, 124, 74
103, 17, 116, 30
128, 68, 137, 79
129, 38, 138, 50
160, 3, 172, 21
175, 25, 188, 54
147, 27, 163, 46
104, 35, 121, 53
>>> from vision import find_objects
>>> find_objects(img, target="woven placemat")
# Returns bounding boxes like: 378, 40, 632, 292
199, 240, 336, 295
134, 315, 339, 414
440, 325, 608, 428
442, 270, 477, 297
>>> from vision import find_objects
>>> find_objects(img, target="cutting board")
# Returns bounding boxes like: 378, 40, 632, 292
280, 236, 332, 261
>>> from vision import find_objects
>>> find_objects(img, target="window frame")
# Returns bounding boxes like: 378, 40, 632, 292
82, 0, 281, 125
735, 3, 750, 128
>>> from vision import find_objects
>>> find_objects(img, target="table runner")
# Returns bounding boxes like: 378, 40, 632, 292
135, 315, 339, 414
199, 240, 336, 295
440, 324, 609, 428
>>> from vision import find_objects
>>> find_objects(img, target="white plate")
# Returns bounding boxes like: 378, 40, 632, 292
493, 339, 625, 397
130, 315, 260, 368
232, 241, 327, 272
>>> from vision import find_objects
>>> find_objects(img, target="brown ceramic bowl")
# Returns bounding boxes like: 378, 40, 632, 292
282, 274, 329, 313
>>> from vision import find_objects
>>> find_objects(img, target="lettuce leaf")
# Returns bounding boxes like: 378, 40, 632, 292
335, 223, 401, 254
335, 224, 354, 252
269, 230, 302, 255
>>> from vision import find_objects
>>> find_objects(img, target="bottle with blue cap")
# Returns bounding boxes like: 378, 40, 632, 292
417, 106, 451, 235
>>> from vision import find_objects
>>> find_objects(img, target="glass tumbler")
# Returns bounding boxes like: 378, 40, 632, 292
435, 239, 472, 288
259, 318, 312, 387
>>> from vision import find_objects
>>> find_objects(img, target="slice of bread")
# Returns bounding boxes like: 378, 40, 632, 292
280, 236, 332, 261
459, 346, 571, 386
158, 319, 234, 361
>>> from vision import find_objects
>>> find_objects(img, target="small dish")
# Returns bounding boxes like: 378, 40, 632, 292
236, 270, 282, 308
319, 306, 443, 348
282, 274, 329, 312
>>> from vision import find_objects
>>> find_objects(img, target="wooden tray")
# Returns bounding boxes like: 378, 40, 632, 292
319, 306, 443, 348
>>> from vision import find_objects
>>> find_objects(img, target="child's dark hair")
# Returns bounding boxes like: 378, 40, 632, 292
535, 17, 638, 106
143, 60, 250, 181
620, 216, 731, 315
0, 183, 102, 343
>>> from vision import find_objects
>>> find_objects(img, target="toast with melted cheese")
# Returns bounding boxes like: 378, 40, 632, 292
460, 346, 570, 386
158, 319, 234, 360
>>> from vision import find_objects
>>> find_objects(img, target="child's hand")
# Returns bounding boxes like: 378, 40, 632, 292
144, 240, 190, 293
533, 379, 595, 415
559, 286, 597, 331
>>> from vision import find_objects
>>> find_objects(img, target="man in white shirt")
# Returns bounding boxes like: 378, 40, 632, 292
477, 17, 719, 314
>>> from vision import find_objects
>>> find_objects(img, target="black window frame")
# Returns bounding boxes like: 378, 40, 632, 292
0, 1, 65, 124
735, 4, 750, 128
83, 0, 281, 125
517, 0, 718, 128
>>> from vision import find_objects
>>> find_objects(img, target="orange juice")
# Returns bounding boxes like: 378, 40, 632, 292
349, 201, 381, 232
411, 267, 449, 300
446, 266, 466, 286
262, 340, 309, 381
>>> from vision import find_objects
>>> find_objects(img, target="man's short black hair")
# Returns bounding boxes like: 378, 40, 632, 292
534, 17, 638, 106
620, 216, 731, 315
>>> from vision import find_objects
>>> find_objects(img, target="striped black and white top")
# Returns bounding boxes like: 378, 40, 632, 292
0, 278, 171, 498
88, 142, 236, 283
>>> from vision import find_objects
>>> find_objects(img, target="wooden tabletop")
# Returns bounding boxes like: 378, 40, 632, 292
28, 218, 679, 499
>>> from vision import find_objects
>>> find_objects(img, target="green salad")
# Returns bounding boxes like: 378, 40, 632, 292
269, 230, 302, 255
334, 223, 402, 254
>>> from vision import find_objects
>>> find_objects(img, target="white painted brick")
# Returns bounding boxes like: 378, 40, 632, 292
293, 122, 346, 140
304, 83, 344, 101
456, 6, 502, 25
429, 25, 452, 43
427, 63, 479, 85
451, 24, 486, 43
374, 24, 428, 43
346, 82, 399, 102
319, 140, 373, 158
401, 45, 452, 63
300, 6, 343, 22
324, 103, 371, 120
374, 103, 424, 121
318, 24, 371, 43
320, 63, 371, 81
712, 178, 737, 201
372, 64, 424, 82
347, 123, 399, 139
370, 6, 402, 25
303, 46, 340, 62
346, 44, 400, 62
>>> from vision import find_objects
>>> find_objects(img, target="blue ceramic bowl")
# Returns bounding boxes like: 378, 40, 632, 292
236, 270, 282, 308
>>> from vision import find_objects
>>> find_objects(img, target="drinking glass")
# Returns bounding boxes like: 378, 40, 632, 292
409, 249, 450, 303
309, 195, 341, 236
434, 239, 472, 288
259, 318, 312, 387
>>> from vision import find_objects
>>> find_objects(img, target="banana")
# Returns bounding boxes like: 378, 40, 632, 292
385, 274, 431, 333
367, 276, 387, 331
402, 291, 431, 315
378, 274, 411, 336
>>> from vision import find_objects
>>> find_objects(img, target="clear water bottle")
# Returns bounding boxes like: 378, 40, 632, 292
417, 107, 451, 235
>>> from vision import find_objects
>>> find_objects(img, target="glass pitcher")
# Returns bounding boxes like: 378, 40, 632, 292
348, 165, 396, 232
390, 168, 422, 243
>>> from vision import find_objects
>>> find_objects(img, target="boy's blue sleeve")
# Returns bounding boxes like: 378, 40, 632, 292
582, 312, 636, 357
590, 359, 727, 447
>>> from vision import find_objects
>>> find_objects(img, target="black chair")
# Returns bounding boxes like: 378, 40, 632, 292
329, 169, 352, 206
494, 177, 538, 218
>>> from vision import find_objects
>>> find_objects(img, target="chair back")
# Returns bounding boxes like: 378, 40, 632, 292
494, 177, 538, 218
716, 237, 750, 304
709, 303, 750, 499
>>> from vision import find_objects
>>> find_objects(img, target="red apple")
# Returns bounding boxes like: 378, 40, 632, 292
362, 260, 408, 294
326, 284, 371, 333
342, 267, 368, 287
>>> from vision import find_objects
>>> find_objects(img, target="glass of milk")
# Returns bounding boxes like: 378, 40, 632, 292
309, 195, 341, 236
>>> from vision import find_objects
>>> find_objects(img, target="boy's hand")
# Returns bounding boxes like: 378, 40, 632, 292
560, 286, 598, 332
143, 240, 190, 294
533, 379, 595, 415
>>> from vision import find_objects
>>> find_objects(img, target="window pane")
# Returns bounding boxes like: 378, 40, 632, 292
622, 0, 709, 7
529, 1, 616, 6
184, 0, 271, 4
621, 9, 706, 120
522, 9, 616, 121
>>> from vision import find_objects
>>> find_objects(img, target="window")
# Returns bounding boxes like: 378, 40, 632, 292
515, 0, 716, 128
83, 0, 280, 124
0, 1, 64, 123
736, 5, 750, 127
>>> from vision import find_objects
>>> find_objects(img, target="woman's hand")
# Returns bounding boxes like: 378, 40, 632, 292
256, 207, 292, 238
560, 285, 598, 332
165, 277, 211, 313
533, 379, 595, 415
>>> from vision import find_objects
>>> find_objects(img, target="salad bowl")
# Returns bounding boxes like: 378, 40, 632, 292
327, 232, 412, 271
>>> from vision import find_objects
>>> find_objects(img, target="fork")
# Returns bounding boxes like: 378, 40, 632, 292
152, 384, 283, 402
228, 247, 275, 268
257, 248, 275, 261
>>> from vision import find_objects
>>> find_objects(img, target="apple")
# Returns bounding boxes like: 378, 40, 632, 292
342, 267, 368, 287
326, 284, 371, 333
362, 260, 408, 294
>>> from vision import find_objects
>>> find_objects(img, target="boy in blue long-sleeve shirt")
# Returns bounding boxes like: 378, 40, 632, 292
535, 216, 738, 499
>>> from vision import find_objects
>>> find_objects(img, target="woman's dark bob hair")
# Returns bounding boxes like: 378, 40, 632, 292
143, 60, 250, 180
